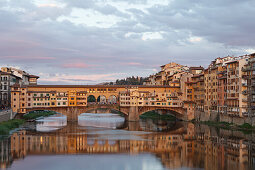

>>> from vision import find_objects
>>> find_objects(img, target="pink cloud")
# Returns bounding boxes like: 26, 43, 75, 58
62, 62, 89, 68
125, 62, 143, 66
39, 73, 124, 83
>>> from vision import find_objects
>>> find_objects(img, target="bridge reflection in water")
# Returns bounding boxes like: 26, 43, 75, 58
1, 116, 255, 170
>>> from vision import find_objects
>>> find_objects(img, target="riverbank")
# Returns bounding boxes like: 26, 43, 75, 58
23, 110, 58, 120
140, 111, 177, 121
0, 110, 58, 135
195, 120, 255, 132
0, 119, 25, 135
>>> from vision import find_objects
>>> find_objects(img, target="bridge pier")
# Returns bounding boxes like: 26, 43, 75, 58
67, 107, 79, 122
127, 106, 139, 121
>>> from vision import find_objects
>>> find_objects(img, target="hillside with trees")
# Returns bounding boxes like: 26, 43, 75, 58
104, 76, 148, 85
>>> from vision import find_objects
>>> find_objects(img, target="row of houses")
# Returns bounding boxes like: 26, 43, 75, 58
0, 67, 39, 108
144, 53, 255, 117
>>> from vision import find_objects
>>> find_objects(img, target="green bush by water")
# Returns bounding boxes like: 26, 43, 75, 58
201, 121, 234, 129
0, 119, 25, 135
238, 123, 253, 129
23, 110, 57, 120
140, 111, 176, 121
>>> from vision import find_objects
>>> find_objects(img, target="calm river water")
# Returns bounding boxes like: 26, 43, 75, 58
1, 113, 255, 170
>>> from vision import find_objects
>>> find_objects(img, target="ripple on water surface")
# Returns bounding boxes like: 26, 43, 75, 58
36, 114, 67, 132
78, 113, 125, 129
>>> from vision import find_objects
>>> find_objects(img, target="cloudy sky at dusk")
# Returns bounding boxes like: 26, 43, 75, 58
0, 0, 255, 84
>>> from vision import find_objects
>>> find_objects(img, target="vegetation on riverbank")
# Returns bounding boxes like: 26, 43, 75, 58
23, 110, 57, 120
140, 111, 177, 121
197, 120, 255, 131
0, 110, 58, 135
0, 119, 25, 135
201, 121, 234, 129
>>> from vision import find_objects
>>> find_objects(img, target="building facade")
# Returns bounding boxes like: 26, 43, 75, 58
0, 67, 39, 108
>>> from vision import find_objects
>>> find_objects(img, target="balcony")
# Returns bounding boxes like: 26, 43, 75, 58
242, 90, 248, 95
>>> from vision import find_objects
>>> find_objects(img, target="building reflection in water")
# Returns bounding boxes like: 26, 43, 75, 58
0, 121, 255, 170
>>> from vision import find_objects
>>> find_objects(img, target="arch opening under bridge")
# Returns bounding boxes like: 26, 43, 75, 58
138, 107, 186, 120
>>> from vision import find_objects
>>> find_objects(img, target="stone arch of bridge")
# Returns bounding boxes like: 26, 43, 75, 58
138, 107, 186, 120
26, 105, 129, 122
85, 107, 128, 116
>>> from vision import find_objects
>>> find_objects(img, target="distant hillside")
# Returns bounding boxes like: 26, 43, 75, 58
104, 76, 148, 85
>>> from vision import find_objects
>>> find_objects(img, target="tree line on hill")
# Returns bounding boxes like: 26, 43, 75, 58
104, 76, 148, 85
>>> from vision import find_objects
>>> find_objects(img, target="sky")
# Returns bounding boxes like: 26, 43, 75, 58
0, 0, 255, 85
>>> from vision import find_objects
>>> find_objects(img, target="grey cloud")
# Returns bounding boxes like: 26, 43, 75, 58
94, 5, 130, 18
0, 0, 254, 84
143, 0, 255, 47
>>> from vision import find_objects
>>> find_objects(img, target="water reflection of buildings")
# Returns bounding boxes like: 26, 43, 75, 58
0, 124, 255, 170
0, 138, 12, 169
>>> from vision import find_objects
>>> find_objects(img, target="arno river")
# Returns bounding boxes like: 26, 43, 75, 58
1, 113, 255, 170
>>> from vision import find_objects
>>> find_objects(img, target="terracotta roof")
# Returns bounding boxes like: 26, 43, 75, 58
225, 60, 238, 64
189, 67, 204, 70
29, 75, 39, 78
0, 72, 21, 78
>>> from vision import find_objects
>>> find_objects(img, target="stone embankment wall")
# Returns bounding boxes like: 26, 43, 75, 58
194, 110, 218, 122
195, 109, 255, 126
220, 114, 255, 126
0, 109, 14, 122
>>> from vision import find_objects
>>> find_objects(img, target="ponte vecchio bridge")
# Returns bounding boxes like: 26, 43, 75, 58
11, 85, 195, 121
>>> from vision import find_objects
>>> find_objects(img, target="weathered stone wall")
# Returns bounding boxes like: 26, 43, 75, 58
195, 110, 210, 121
219, 114, 255, 126
0, 109, 13, 122
195, 110, 219, 122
